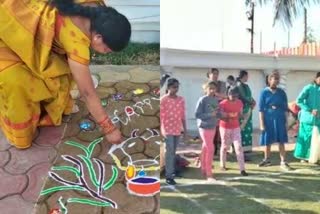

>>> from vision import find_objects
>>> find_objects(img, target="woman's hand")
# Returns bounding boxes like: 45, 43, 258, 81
228, 112, 238, 118
212, 110, 218, 117
251, 99, 256, 109
105, 128, 122, 144
312, 109, 318, 117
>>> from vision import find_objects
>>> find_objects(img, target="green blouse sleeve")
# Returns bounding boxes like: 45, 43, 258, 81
237, 83, 252, 105
296, 84, 312, 112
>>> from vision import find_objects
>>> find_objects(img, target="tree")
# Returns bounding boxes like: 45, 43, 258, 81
257, 0, 320, 27
306, 26, 317, 42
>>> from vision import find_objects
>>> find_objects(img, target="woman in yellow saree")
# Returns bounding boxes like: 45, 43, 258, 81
0, 0, 131, 149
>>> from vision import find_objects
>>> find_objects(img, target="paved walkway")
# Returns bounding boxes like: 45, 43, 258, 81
0, 66, 160, 214
0, 125, 66, 214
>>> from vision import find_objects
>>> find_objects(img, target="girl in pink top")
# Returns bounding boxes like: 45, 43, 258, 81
219, 86, 248, 176
160, 77, 187, 185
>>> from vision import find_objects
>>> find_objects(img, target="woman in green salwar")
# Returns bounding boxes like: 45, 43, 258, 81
236, 70, 256, 156
294, 72, 320, 161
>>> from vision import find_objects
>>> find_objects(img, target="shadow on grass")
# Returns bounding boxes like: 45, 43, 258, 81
161, 175, 320, 214
161, 183, 275, 214
161, 151, 320, 213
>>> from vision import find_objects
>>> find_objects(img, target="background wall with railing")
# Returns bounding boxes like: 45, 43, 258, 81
108, 0, 159, 43
161, 48, 320, 132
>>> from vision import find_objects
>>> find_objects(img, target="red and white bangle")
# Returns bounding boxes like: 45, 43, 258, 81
98, 116, 116, 134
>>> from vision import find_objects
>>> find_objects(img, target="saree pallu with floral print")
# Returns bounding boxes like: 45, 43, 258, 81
0, 0, 102, 148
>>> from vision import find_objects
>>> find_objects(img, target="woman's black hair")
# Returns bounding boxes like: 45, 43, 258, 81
228, 86, 239, 96
207, 68, 219, 78
51, 0, 131, 52
227, 75, 235, 81
203, 81, 218, 91
165, 78, 179, 94
160, 74, 171, 88
265, 75, 269, 86
237, 70, 248, 81
167, 78, 179, 89
314, 71, 320, 84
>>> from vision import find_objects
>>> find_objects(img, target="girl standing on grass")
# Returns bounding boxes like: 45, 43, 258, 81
219, 87, 248, 176
160, 77, 187, 185
195, 81, 220, 182
258, 71, 292, 171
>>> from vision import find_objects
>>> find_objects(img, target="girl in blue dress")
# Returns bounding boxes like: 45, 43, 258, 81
258, 71, 292, 170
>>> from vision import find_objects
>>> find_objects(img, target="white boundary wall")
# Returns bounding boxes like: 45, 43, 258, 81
108, 0, 159, 43
161, 48, 320, 132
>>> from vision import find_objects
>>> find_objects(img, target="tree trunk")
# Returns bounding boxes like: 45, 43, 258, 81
250, 3, 255, 53
303, 8, 307, 43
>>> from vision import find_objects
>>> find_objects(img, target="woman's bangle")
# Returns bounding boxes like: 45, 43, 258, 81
98, 116, 117, 134
98, 116, 109, 125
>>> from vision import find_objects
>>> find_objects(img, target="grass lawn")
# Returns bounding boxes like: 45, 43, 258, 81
160, 150, 320, 214
90, 42, 159, 65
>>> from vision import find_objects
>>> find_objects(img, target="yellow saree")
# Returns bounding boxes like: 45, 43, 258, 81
0, 0, 103, 148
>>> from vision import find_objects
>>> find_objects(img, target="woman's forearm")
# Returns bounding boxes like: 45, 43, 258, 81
82, 89, 109, 123
182, 119, 187, 133
68, 59, 110, 125
259, 112, 265, 129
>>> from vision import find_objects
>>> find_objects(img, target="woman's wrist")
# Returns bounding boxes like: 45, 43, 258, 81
98, 115, 117, 134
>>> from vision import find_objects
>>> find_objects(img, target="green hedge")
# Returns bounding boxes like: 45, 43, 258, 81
90, 43, 159, 65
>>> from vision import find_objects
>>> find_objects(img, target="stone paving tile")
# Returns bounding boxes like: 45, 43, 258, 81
34, 125, 66, 147
5, 145, 57, 175
42, 191, 103, 214
22, 162, 51, 202
96, 87, 116, 98
154, 195, 160, 214
0, 195, 34, 214
128, 67, 159, 83
36, 75, 160, 213
0, 150, 10, 167
0, 67, 159, 214
33, 202, 48, 214
0, 130, 12, 151
0, 168, 28, 199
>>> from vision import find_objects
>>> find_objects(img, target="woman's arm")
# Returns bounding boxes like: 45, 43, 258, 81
282, 90, 289, 129
68, 59, 121, 144
259, 112, 265, 131
195, 98, 215, 120
159, 97, 166, 125
296, 85, 312, 112
159, 99, 167, 138
258, 90, 265, 131
181, 99, 187, 135
237, 84, 252, 105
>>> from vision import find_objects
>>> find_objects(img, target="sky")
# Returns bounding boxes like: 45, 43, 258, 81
160, 0, 320, 53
